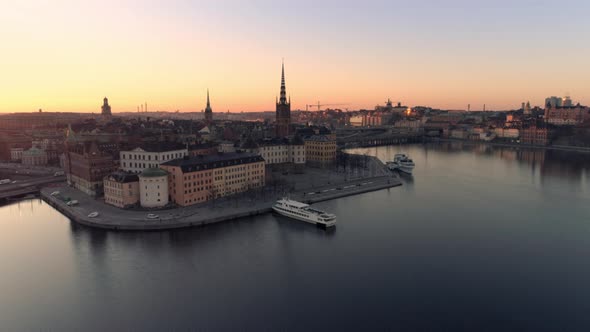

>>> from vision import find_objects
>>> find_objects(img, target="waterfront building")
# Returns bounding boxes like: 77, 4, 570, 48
204, 89, 213, 124
275, 62, 291, 138
304, 135, 337, 167
138, 168, 169, 208
103, 171, 140, 208
493, 128, 520, 139
521, 126, 550, 145
64, 141, 117, 197
349, 114, 365, 127
120, 143, 188, 174
544, 103, 589, 126
101, 97, 112, 117
161, 152, 265, 207
10, 147, 24, 161
22, 147, 48, 166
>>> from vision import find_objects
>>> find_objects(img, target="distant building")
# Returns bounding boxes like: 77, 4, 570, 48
521, 126, 550, 145
10, 147, 24, 161
103, 171, 140, 208
188, 142, 218, 157
304, 135, 337, 167
101, 97, 112, 117
544, 103, 589, 126
218, 141, 236, 153
204, 89, 213, 124
138, 168, 169, 208
256, 138, 306, 165
22, 147, 48, 166
161, 152, 265, 207
275, 62, 291, 137
120, 143, 188, 174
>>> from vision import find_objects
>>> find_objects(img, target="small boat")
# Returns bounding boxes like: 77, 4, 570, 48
88, 212, 99, 218
272, 198, 336, 228
387, 153, 415, 174
66, 200, 79, 206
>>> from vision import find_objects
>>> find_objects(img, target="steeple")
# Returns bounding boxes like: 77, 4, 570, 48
204, 89, 213, 124
101, 97, 112, 116
279, 60, 287, 105
206, 89, 211, 110
275, 60, 291, 137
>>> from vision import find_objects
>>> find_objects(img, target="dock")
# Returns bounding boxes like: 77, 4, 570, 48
41, 173, 401, 231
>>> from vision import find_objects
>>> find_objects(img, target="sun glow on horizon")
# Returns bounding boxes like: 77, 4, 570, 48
2, 1, 590, 113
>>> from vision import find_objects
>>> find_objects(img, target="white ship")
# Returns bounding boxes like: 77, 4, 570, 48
272, 198, 336, 228
387, 153, 415, 174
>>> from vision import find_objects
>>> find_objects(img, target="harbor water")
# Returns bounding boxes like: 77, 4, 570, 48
1, 142, 589, 331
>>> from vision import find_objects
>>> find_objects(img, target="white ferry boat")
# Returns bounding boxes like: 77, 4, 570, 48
387, 153, 415, 174
272, 198, 336, 228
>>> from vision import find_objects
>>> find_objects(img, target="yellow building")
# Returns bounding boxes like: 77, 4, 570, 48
304, 135, 336, 167
103, 171, 140, 208
161, 152, 265, 207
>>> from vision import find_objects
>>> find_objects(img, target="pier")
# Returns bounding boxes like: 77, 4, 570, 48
41, 158, 401, 231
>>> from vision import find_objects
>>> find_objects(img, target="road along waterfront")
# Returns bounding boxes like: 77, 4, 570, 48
41, 158, 400, 230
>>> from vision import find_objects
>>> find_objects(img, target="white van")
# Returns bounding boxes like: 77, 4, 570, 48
0, 179, 11, 185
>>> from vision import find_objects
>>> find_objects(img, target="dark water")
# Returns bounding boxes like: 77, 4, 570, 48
1, 143, 590, 331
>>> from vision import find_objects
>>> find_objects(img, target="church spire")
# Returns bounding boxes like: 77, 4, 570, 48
206, 89, 211, 109
279, 60, 287, 105
204, 89, 213, 124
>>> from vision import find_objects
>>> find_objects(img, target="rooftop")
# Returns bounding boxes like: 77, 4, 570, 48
162, 152, 264, 173
105, 171, 139, 183
140, 168, 169, 178
125, 142, 186, 153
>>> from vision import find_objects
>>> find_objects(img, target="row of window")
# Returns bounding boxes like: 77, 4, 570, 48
122, 152, 186, 161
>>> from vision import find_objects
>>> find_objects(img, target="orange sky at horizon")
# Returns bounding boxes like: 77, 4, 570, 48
2, 1, 590, 114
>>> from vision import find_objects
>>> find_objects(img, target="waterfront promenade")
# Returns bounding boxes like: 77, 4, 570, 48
41, 160, 401, 230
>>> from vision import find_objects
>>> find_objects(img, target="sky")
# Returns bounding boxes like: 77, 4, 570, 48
2, 0, 590, 113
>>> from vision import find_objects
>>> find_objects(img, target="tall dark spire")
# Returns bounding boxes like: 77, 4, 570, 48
204, 89, 213, 124
279, 60, 287, 105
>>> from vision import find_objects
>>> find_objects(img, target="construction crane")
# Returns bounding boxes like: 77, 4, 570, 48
306, 102, 350, 111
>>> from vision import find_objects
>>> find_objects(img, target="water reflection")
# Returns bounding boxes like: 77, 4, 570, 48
349, 143, 590, 190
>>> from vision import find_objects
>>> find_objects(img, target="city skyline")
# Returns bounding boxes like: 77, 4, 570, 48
3, 0, 590, 113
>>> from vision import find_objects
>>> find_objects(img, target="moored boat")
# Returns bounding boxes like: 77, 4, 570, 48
272, 198, 336, 228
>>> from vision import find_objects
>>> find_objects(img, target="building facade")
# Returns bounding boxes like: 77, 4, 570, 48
120, 143, 188, 173
257, 140, 306, 165
275, 62, 291, 137
304, 135, 337, 166
22, 147, 48, 166
521, 126, 550, 146
10, 147, 24, 161
161, 153, 265, 207
103, 171, 140, 208
544, 104, 589, 126
139, 168, 169, 208
64, 141, 117, 197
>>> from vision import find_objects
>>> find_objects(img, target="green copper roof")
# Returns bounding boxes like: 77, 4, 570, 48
140, 167, 168, 178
